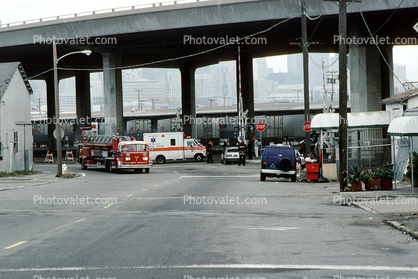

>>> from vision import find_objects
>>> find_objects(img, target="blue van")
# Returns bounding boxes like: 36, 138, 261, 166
260, 145, 297, 182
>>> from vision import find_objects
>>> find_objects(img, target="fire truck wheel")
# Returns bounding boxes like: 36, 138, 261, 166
156, 155, 166, 164
145, 168, 150, 173
106, 161, 112, 172
81, 160, 87, 170
194, 154, 204, 162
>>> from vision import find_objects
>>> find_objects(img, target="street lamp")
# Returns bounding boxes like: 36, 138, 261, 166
53, 41, 91, 177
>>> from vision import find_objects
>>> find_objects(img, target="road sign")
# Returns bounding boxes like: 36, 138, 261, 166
303, 121, 311, 132
53, 128, 65, 140
256, 122, 266, 132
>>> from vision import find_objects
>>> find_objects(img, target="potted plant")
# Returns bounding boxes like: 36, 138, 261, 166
361, 169, 374, 191
379, 168, 394, 190
406, 151, 418, 188
368, 169, 382, 190
344, 166, 362, 191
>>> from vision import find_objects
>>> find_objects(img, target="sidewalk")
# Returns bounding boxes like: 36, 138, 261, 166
0, 172, 59, 191
0, 161, 79, 191
332, 181, 418, 239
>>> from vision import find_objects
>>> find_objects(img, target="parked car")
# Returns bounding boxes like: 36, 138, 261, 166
260, 145, 297, 182
220, 147, 240, 164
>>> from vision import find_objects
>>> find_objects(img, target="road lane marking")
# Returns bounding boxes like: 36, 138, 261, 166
75, 218, 87, 223
179, 175, 258, 178
126, 194, 133, 197
234, 227, 300, 231
5, 241, 28, 250
174, 171, 178, 174
1, 264, 418, 272
155, 185, 159, 187
55, 224, 70, 230
104, 203, 114, 209
142, 189, 148, 191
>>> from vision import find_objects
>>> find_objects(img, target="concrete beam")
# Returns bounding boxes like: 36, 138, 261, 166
380, 45, 394, 101
181, 65, 197, 139
1, 0, 417, 48
349, 40, 394, 113
151, 118, 158, 133
75, 71, 92, 140
102, 52, 124, 136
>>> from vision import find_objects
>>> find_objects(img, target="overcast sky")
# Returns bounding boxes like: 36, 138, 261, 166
1, 0, 417, 82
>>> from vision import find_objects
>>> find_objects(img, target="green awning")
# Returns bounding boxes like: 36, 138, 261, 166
311, 111, 391, 131
388, 116, 418, 136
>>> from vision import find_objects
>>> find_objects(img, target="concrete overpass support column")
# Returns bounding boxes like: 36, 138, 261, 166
75, 71, 91, 140
380, 45, 394, 100
237, 51, 255, 141
151, 118, 158, 133
180, 65, 197, 139
102, 53, 123, 136
349, 42, 393, 112
45, 73, 56, 152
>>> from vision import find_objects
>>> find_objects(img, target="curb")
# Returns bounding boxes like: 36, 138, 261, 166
387, 221, 418, 239
352, 202, 418, 239
351, 202, 380, 214
0, 177, 58, 192
0, 172, 83, 192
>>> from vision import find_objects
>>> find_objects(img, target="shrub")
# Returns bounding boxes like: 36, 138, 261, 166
360, 169, 373, 183
344, 166, 361, 184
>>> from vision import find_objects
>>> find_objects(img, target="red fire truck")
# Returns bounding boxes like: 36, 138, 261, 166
78, 134, 152, 173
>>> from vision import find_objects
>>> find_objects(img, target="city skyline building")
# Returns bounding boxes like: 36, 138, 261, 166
394, 63, 407, 94
29, 53, 402, 114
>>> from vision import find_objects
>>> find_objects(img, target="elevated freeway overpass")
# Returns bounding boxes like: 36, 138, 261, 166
2, 0, 417, 149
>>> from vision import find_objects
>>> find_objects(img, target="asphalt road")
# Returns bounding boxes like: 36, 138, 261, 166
0, 160, 417, 279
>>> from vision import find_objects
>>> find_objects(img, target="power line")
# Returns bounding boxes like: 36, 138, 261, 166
358, 9, 408, 92
372, 0, 405, 35
29, 14, 301, 80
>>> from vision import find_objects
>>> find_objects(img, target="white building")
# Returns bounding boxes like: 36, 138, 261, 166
0, 62, 33, 172
381, 88, 418, 121
382, 88, 418, 182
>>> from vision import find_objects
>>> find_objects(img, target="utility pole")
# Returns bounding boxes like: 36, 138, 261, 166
208, 99, 214, 107
324, 0, 360, 191
222, 95, 227, 106
301, 1, 311, 155
134, 89, 143, 110
327, 71, 338, 101
53, 40, 63, 177
338, 0, 348, 192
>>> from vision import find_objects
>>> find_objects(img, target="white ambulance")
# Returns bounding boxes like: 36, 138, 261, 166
143, 132, 206, 164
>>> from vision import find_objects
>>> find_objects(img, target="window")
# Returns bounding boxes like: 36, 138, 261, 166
121, 144, 148, 152
187, 141, 195, 147
171, 139, 176, 146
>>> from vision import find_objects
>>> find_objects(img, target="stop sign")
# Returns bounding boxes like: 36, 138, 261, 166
303, 121, 311, 132
256, 122, 266, 132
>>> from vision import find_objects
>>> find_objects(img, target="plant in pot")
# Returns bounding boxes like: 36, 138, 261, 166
369, 168, 383, 190
378, 168, 394, 190
361, 169, 374, 191
344, 166, 362, 191
406, 151, 418, 188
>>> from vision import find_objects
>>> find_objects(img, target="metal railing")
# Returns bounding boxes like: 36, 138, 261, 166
1, 0, 210, 28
